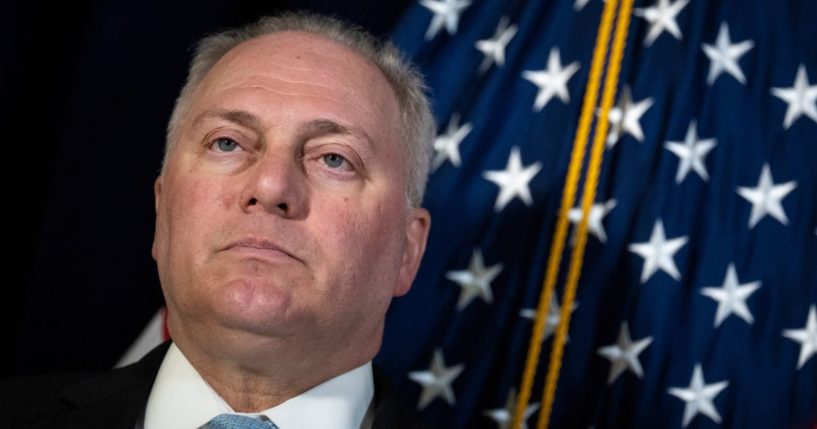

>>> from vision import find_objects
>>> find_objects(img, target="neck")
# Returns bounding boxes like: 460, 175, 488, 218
170, 325, 379, 412
192, 356, 308, 412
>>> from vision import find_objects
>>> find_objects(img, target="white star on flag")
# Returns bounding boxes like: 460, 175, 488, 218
634, 0, 689, 46
568, 199, 617, 243
700, 263, 761, 328
602, 85, 654, 148
736, 163, 798, 228
483, 146, 542, 211
408, 348, 466, 410
522, 47, 580, 111
446, 248, 504, 310
519, 294, 578, 343
475, 16, 517, 73
482, 389, 540, 429
574, 0, 591, 12
432, 113, 473, 170
771, 64, 817, 129
597, 322, 653, 384
420, 0, 472, 40
668, 364, 729, 428
783, 304, 817, 370
665, 121, 717, 183
702, 22, 754, 85
628, 219, 688, 283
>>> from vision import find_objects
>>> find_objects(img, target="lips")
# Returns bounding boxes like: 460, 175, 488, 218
225, 238, 299, 262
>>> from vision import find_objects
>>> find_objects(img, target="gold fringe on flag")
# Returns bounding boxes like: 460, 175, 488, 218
511, 0, 635, 428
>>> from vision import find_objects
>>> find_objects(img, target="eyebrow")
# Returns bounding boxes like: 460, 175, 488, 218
298, 119, 376, 154
192, 109, 264, 132
191, 110, 377, 154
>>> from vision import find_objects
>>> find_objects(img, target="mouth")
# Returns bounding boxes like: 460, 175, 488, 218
224, 238, 300, 263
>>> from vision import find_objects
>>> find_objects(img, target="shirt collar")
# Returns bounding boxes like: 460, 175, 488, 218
144, 343, 374, 429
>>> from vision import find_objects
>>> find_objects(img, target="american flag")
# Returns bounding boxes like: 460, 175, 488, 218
374, 0, 817, 428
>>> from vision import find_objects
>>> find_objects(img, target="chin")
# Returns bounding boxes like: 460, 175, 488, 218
212, 277, 297, 334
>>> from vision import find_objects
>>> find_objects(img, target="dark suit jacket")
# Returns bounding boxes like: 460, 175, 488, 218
0, 342, 430, 429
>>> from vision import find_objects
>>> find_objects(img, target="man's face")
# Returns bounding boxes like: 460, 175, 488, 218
152, 31, 429, 362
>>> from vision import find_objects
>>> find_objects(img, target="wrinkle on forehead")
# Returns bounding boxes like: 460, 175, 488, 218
216, 31, 392, 99
189, 31, 401, 145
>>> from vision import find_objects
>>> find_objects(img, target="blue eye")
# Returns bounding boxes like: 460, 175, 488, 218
323, 153, 346, 168
214, 137, 239, 152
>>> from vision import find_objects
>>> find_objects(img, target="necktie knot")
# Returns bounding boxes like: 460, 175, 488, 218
199, 413, 280, 429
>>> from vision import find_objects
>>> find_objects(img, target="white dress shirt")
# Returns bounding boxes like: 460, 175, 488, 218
143, 344, 374, 429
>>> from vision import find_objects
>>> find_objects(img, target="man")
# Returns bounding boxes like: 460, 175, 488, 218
0, 11, 434, 429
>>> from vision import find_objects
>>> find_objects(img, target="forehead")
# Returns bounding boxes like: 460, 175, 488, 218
190, 31, 401, 140
218, 31, 384, 83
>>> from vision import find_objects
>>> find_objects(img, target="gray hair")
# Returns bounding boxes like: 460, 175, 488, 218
163, 12, 435, 207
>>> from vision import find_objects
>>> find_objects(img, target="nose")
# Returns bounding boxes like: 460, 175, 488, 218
239, 151, 309, 219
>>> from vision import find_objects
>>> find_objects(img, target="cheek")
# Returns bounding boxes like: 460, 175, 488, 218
162, 176, 238, 263
318, 198, 406, 288
177, 175, 235, 212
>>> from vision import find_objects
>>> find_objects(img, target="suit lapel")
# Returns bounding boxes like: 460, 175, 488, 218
55, 342, 170, 429
47, 344, 429, 429
371, 366, 431, 429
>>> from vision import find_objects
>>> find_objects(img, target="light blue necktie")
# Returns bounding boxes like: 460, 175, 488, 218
198, 413, 280, 429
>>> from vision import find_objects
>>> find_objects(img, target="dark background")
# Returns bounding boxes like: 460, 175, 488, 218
2, 0, 412, 377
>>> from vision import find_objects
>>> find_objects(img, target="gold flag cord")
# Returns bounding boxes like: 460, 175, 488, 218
534, 0, 634, 427
511, 0, 635, 427
509, 0, 617, 426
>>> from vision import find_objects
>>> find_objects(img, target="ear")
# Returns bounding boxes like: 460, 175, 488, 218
394, 208, 431, 297
153, 176, 163, 212
151, 176, 163, 261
